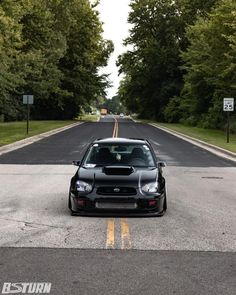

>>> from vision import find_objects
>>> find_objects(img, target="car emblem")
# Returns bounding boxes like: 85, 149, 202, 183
114, 188, 120, 193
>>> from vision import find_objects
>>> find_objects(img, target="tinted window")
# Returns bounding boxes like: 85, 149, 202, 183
84, 143, 155, 167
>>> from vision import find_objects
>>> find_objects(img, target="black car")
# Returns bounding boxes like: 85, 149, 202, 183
68, 138, 167, 216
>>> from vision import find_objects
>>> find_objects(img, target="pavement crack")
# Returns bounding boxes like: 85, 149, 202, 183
64, 226, 72, 244
0, 217, 62, 229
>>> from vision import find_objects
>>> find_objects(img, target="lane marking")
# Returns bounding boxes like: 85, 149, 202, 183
106, 218, 115, 249
0, 122, 83, 157
121, 218, 132, 249
106, 118, 117, 249
115, 119, 119, 138
106, 117, 132, 250
150, 139, 160, 146
112, 117, 118, 138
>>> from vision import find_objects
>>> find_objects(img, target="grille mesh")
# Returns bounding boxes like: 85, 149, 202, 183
97, 187, 137, 196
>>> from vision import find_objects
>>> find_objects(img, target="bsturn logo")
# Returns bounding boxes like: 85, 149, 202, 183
1, 282, 51, 294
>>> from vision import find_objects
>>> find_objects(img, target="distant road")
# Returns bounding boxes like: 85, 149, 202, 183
0, 116, 235, 295
0, 116, 234, 167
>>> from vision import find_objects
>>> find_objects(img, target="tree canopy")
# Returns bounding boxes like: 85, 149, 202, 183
0, 0, 113, 121
118, 0, 235, 129
180, 0, 236, 128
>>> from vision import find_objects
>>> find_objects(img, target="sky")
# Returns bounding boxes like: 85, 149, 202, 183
97, 0, 132, 99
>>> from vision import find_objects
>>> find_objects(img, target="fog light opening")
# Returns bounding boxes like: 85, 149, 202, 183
77, 198, 86, 207
148, 200, 157, 207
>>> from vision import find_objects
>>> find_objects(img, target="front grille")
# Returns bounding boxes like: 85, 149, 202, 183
96, 187, 137, 196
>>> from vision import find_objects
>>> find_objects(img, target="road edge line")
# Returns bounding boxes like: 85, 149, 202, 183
149, 123, 236, 163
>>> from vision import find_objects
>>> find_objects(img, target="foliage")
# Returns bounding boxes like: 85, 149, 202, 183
117, 0, 235, 130
180, 0, 236, 128
104, 96, 127, 114
156, 122, 236, 152
0, 0, 113, 121
0, 1, 25, 120
0, 120, 75, 146
117, 0, 184, 120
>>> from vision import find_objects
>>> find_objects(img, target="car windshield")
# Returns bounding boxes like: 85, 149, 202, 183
83, 143, 156, 167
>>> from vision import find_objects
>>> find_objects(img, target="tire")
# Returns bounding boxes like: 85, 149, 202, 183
163, 188, 167, 211
68, 193, 72, 210
68, 192, 76, 215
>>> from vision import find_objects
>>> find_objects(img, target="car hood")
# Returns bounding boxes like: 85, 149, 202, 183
77, 166, 159, 188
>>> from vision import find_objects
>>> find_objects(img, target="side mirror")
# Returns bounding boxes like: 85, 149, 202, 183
72, 160, 81, 166
157, 161, 166, 168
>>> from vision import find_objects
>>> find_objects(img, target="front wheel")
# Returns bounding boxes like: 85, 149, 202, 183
163, 188, 167, 211
68, 191, 72, 209
157, 189, 167, 217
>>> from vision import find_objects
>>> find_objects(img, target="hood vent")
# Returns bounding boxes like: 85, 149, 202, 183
102, 166, 134, 176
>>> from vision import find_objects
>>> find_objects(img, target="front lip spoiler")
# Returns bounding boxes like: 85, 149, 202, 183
70, 209, 165, 217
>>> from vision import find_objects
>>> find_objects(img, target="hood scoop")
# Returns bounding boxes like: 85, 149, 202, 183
102, 166, 134, 176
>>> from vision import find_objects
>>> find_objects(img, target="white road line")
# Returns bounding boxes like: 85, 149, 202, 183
0, 122, 83, 156
150, 139, 160, 146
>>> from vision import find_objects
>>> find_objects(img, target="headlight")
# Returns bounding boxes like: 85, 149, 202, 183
76, 180, 93, 193
142, 182, 159, 193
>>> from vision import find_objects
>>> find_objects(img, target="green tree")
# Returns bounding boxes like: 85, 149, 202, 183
118, 0, 218, 121
58, 0, 114, 119
118, 0, 183, 120
104, 96, 126, 114
0, 1, 24, 120
181, 0, 236, 128
0, 0, 113, 120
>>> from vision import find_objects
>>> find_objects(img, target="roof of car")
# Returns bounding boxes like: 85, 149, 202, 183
93, 137, 148, 144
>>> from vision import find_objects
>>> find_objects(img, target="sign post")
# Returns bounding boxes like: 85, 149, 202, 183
223, 98, 234, 143
23, 95, 34, 134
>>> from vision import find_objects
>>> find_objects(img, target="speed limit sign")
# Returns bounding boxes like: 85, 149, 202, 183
223, 98, 234, 111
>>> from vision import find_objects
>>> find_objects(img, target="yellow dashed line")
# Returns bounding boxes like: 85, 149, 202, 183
106, 218, 115, 249
121, 218, 132, 249
115, 119, 118, 137
106, 117, 132, 249
112, 117, 118, 138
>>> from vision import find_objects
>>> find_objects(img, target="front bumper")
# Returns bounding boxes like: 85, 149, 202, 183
70, 191, 166, 216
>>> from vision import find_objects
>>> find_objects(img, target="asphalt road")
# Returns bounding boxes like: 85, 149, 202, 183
0, 116, 234, 166
0, 116, 235, 295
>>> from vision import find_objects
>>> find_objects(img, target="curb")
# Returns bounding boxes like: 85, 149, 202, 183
149, 123, 236, 163
0, 122, 83, 156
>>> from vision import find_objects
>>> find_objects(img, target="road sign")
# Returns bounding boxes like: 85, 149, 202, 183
223, 98, 234, 111
23, 95, 34, 134
223, 98, 234, 143
23, 95, 34, 105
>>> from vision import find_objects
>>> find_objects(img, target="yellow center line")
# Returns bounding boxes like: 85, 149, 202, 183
112, 122, 115, 138
112, 117, 116, 137
106, 218, 115, 249
112, 117, 118, 138
115, 119, 119, 137
106, 117, 132, 250
121, 218, 132, 249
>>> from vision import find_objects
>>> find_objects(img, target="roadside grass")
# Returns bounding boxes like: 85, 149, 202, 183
0, 120, 76, 147
154, 123, 236, 153
135, 118, 236, 153
78, 113, 99, 122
